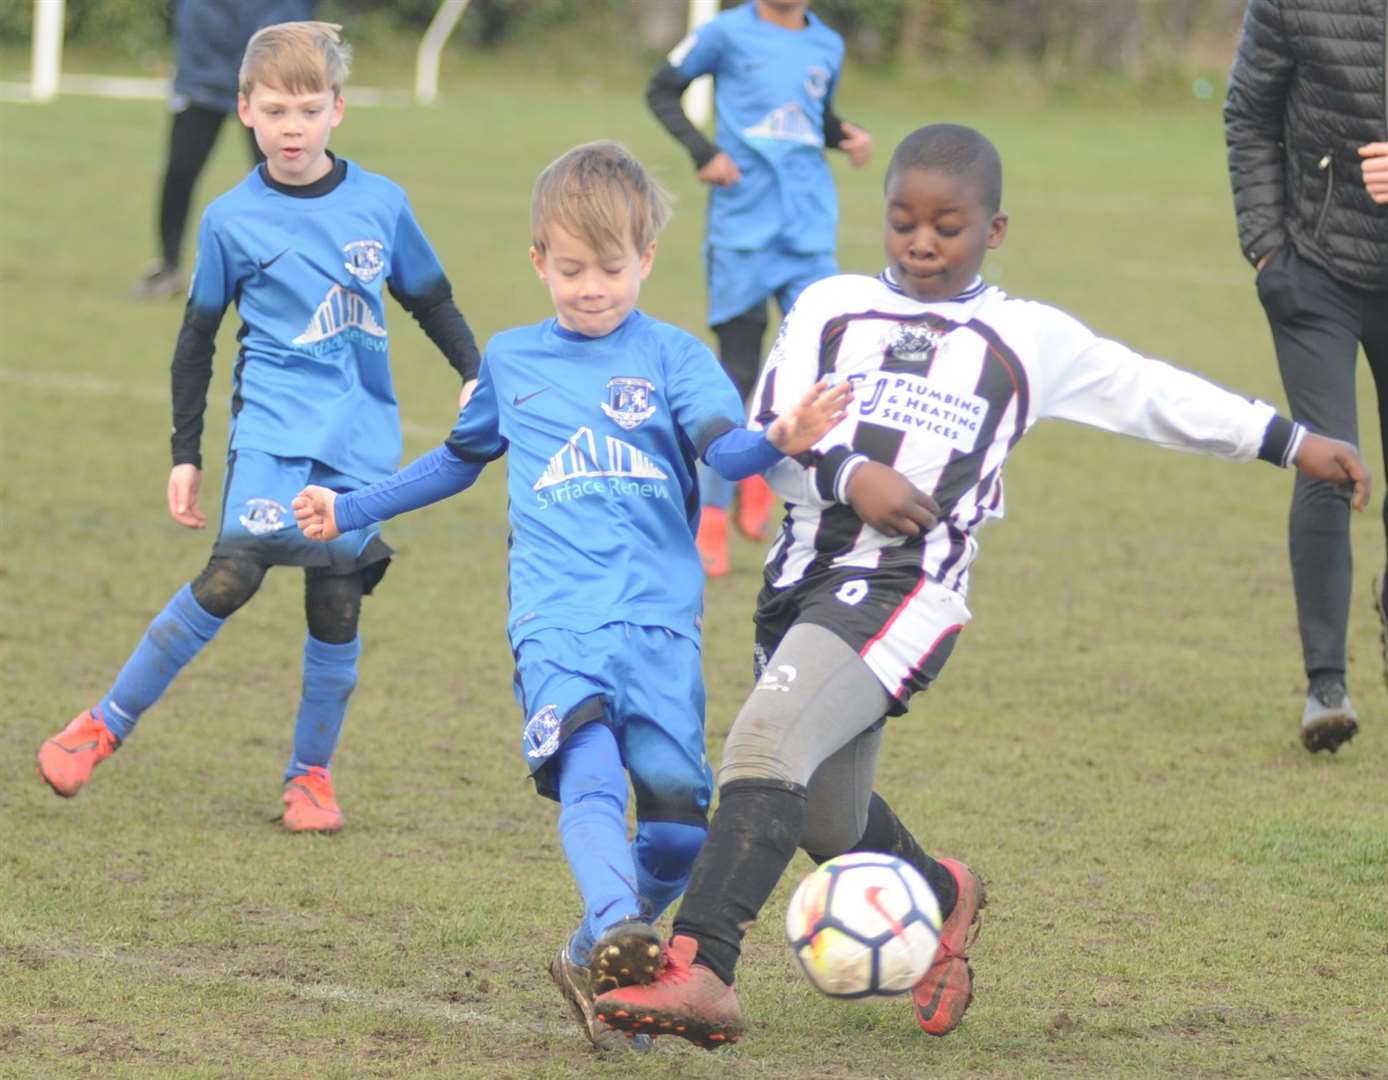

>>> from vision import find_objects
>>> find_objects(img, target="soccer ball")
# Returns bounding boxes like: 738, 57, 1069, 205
784, 851, 942, 999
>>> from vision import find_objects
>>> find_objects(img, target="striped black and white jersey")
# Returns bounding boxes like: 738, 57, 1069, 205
751, 270, 1303, 598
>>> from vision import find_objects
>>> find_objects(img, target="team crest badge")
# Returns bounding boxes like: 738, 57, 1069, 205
239, 497, 287, 536
523, 704, 562, 761
601, 376, 657, 431
804, 65, 830, 99
887, 322, 945, 365
343, 240, 385, 284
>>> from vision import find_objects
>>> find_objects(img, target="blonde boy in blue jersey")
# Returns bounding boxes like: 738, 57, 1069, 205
36, 22, 481, 832
291, 140, 851, 1049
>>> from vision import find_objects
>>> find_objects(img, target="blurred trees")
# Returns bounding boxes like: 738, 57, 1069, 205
3, 0, 1251, 74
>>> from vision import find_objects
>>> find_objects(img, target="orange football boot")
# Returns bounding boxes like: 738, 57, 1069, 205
912, 858, 986, 1036
36, 709, 119, 797
281, 765, 344, 833
734, 475, 775, 541
696, 507, 730, 578
594, 934, 743, 1050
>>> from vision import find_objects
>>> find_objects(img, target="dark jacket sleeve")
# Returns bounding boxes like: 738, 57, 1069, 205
1223, 0, 1295, 267
645, 62, 720, 170
170, 303, 224, 469
388, 279, 482, 383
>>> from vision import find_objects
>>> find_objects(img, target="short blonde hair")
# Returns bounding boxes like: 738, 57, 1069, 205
530, 141, 672, 256
239, 21, 352, 99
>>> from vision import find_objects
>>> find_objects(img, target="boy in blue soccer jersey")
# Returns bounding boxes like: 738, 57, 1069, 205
291, 140, 850, 1048
646, 0, 873, 574
35, 22, 481, 833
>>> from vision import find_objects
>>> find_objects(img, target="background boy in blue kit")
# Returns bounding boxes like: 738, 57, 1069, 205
290, 140, 850, 1048
36, 22, 481, 833
646, 0, 872, 575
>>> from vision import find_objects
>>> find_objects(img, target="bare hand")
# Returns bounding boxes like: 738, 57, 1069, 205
766, 379, 852, 455
846, 461, 940, 537
1359, 143, 1388, 204
167, 463, 206, 529
459, 378, 478, 411
697, 151, 742, 187
293, 484, 341, 541
839, 122, 873, 168
1294, 433, 1371, 511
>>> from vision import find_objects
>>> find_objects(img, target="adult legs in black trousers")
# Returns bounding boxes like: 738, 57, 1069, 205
134, 102, 264, 299
1257, 243, 1388, 751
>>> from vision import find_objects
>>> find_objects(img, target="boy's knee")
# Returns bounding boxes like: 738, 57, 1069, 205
190, 556, 266, 617
305, 572, 364, 644
634, 819, 706, 878
631, 773, 710, 830
799, 817, 865, 863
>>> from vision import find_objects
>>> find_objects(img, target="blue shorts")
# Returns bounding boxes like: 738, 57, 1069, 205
706, 245, 839, 327
213, 449, 393, 577
515, 623, 712, 825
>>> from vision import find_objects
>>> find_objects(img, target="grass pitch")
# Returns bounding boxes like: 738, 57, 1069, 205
2, 55, 1387, 1080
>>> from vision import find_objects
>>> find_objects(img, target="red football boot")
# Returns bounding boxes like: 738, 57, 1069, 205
281, 765, 345, 833
696, 507, 730, 578
912, 858, 986, 1036
734, 475, 775, 541
594, 934, 743, 1049
36, 709, 119, 797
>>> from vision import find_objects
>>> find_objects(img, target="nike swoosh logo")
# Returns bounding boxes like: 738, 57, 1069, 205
259, 249, 290, 270
513, 388, 550, 407
915, 975, 947, 1022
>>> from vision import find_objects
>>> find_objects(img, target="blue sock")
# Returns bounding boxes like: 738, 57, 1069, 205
698, 460, 733, 511
633, 819, 707, 921
97, 584, 225, 741
556, 722, 641, 965
284, 634, 360, 780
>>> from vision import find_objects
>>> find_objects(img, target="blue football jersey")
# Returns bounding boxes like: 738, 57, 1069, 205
446, 312, 745, 645
668, 2, 845, 253
188, 161, 450, 483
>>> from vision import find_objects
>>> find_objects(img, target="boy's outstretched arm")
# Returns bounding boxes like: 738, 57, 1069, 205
701, 380, 851, 482
295, 485, 340, 541
766, 380, 853, 455
1294, 433, 1371, 510
294, 443, 488, 543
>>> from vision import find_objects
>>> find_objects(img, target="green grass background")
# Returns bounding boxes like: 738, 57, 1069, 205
2, 51, 1387, 1080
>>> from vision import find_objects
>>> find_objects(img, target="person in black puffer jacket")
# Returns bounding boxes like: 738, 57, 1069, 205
1225, 0, 1388, 754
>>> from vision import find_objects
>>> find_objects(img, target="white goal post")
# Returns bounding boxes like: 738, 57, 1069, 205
414, 0, 470, 105
30, 0, 64, 103
683, 0, 719, 128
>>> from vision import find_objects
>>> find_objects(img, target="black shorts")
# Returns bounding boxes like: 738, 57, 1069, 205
754, 564, 968, 715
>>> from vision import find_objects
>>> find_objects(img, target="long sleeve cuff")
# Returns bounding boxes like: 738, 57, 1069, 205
1257, 415, 1305, 467
703, 426, 785, 481
812, 446, 870, 503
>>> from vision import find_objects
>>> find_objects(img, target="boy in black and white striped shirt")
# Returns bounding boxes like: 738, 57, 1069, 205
594, 123, 1369, 1050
